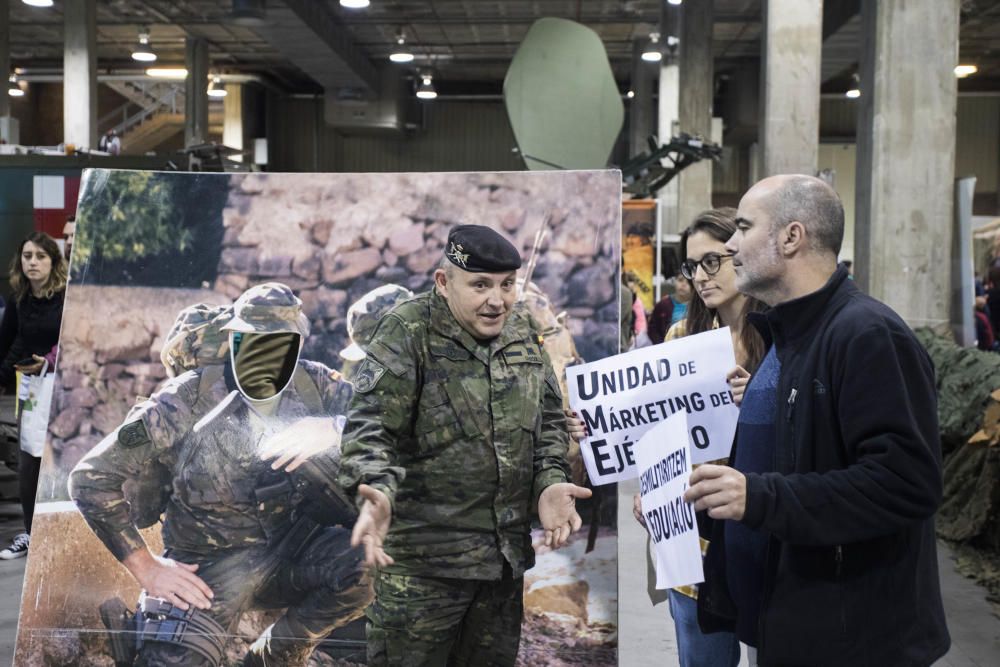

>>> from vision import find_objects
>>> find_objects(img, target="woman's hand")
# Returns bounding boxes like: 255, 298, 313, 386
564, 408, 589, 443
727, 366, 751, 407
14, 354, 47, 376
633, 492, 646, 529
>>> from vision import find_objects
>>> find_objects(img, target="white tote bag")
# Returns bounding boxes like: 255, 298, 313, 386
18, 361, 54, 458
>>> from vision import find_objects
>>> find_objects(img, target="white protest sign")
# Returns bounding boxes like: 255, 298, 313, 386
635, 412, 704, 590
567, 327, 738, 486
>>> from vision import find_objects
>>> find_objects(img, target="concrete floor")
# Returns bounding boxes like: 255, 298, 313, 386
0, 501, 27, 667
0, 485, 998, 666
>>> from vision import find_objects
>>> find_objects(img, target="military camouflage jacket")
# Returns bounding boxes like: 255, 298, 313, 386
70, 360, 352, 562
338, 290, 570, 580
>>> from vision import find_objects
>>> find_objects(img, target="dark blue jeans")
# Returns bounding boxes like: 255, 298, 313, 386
668, 589, 740, 667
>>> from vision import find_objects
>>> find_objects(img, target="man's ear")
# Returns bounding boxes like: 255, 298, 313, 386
781, 221, 807, 256
433, 268, 449, 297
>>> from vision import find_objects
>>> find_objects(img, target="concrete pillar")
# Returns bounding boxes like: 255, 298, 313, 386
1, 0, 10, 118
223, 84, 243, 161
63, 0, 98, 149
185, 38, 209, 146
854, 0, 959, 329
758, 0, 822, 176
656, 4, 681, 236
629, 40, 655, 159
657, 63, 680, 236
677, 0, 714, 226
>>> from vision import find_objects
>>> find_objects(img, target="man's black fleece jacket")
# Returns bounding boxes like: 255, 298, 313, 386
698, 266, 950, 667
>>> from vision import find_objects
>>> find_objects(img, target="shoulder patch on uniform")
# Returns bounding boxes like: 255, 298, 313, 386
353, 358, 387, 393
118, 420, 151, 449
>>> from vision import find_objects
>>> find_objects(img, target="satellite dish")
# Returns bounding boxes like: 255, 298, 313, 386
504, 18, 625, 171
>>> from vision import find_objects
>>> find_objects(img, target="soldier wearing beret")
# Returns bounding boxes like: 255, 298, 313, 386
338, 224, 592, 666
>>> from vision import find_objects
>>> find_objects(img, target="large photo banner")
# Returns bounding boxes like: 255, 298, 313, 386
15, 170, 622, 666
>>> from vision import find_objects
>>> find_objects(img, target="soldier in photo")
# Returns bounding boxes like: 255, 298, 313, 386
338, 284, 415, 376
338, 224, 593, 666
69, 282, 371, 667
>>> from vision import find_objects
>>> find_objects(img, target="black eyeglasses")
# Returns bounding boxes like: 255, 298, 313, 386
680, 252, 734, 280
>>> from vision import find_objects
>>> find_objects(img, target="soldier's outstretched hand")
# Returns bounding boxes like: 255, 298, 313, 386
123, 550, 214, 611
259, 416, 342, 472
351, 484, 394, 568
538, 482, 593, 549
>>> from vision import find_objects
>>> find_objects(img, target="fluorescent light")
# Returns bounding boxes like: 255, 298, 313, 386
390, 34, 414, 63
22, 1, 55, 7
8, 77, 25, 97
668, 0, 683, 5
416, 75, 437, 100
207, 76, 228, 98
642, 33, 662, 62
131, 33, 157, 62
954, 64, 978, 78
146, 67, 188, 79
845, 88, 860, 98
340, 0, 370, 8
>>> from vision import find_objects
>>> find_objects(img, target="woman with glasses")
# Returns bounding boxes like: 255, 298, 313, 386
567, 207, 766, 666
649, 206, 768, 667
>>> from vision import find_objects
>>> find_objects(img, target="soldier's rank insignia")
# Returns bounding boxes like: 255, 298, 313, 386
447, 242, 469, 268
354, 358, 387, 393
118, 419, 151, 449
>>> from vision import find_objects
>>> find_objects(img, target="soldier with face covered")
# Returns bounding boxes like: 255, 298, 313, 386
70, 283, 371, 667
339, 225, 593, 666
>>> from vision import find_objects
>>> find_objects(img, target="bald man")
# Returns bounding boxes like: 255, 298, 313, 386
685, 175, 949, 666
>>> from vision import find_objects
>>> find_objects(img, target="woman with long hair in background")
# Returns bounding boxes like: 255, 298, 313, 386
0, 232, 67, 559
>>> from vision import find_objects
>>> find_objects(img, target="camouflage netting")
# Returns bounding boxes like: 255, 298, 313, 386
915, 328, 1000, 456
916, 327, 1000, 547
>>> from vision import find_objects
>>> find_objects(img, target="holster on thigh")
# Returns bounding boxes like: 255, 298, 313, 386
135, 594, 227, 666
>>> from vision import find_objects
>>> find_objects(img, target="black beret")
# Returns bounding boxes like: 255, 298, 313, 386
444, 224, 522, 273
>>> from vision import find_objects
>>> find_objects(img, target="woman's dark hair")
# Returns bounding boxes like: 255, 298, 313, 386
9, 231, 68, 303
680, 207, 767, 372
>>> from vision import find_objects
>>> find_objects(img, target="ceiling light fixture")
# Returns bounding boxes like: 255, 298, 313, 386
340, 0, 371, 9
390, 31, 415, 63
845, 72, 861, 98
131, 31, 157, 62
8, 75, 25, 98
416, 74, 437, 100
146, 67, 188, 79
642, 33, 663, 62
21, 0, 55, 7
954, 64, 978, 78
668, 0, 683, 5
208, 76, 228, 98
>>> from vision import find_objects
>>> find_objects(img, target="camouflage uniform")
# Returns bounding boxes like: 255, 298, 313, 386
339, 289, 570, 666
70, 284, 371, 667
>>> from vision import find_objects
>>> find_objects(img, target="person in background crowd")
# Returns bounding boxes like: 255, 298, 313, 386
621, 270, 636, 351
625, 271, 651, 348
63, 216, 76, 262
986, 266, 1000, 342
0, 232, 67, 559
648, 273, 694, 345
687, 175, 949, 666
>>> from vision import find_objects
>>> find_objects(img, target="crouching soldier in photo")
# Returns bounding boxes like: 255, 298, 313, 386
69, 282, 372, 667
